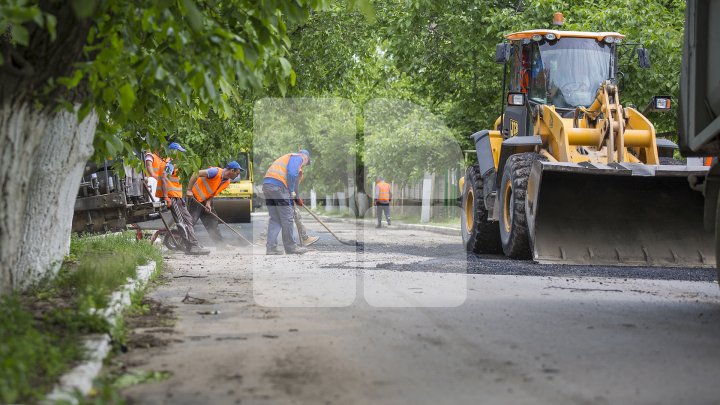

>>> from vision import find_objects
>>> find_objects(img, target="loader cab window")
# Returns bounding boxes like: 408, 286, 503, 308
528, 42, 547, 103
509, 43, 530, 93
529, 38, 612, 109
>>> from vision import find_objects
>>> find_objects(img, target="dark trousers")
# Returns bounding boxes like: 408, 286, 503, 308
188, 198, 224, 242
263, 184, 298, 251
293, 206, 308, 240
376, 203, 391, 226
169, 197, 200, 247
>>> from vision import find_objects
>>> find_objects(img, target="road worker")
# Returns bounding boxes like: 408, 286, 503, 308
143, 148, 164, 199
158, 142, 210, 255
186, 161, 244, 246
374, 176, 392, 228
263, 149, 311, 255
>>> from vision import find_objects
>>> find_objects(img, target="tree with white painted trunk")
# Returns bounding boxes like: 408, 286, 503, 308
0, 0, 375, 294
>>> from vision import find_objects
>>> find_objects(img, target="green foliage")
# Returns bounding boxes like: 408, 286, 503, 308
1, 0, 684, 187
0, 233, 162, 403
63, 233, 162, 309
378, 0, 685, 140
364, 99, 463, 186
0, 295, 82, 404
0, 0, 377, 176
112, 370, 172, 390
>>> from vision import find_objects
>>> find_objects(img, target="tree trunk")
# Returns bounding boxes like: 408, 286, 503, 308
0, 101, 96, 293
0, 100, 48, 294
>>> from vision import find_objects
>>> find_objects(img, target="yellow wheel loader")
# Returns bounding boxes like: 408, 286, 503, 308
460, 24, 714, 267
213, 151, 255, 223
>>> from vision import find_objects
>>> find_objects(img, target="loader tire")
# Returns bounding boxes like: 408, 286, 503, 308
499, 153, 544, 259
461, 165, 502, 254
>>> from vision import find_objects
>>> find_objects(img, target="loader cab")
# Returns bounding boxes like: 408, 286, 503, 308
499, 30, 624, 136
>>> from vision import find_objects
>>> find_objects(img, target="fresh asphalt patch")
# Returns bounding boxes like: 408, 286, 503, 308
320, 240, 717, 283
195, 220, 717, 283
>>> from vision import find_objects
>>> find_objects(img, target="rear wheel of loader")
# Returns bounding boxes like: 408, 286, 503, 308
460, 165, 502, 253
499, 153, 543, 259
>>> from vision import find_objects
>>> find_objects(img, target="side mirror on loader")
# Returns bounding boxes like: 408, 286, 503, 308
637, 47, 651, 69
495, 43, 511, 64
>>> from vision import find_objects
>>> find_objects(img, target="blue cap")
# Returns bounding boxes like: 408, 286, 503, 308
299, 149, 311, 165
226, 160, 245, 171
168, 142, 186, 152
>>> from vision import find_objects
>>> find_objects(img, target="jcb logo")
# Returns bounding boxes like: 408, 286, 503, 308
510, 119, 519, 137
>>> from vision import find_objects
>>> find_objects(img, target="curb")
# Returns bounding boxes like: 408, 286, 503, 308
44, 261, 157, 404
315, 215, 460, 236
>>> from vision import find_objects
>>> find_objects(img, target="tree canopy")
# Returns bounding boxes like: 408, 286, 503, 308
1, 0, 687, 176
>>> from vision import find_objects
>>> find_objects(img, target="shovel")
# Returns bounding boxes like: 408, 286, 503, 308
298, 201, 364, 249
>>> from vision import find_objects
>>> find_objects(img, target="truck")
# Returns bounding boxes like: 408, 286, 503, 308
678, 0, 720, 280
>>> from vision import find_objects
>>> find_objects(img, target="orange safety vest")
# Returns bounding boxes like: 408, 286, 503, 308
157, 158, 183, 198
264, 153, 303, 188
146, 152, 163, 179
376, 181, 391, 203
192, 167, 230, 203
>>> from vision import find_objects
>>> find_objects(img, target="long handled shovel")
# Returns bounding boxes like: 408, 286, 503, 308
142, 183, 180, 248
298, 202, 364, 248
193, 198, 256, 246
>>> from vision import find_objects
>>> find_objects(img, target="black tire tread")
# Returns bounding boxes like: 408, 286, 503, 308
500, 152, 545, 259
463, 165, 502, 254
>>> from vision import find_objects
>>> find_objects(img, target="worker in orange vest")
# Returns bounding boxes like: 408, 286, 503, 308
143, 148, 164, 200
158, 142, 210, 255
263, 149, 311, 255
186, 161, 244, 246
374, 176, 392, 228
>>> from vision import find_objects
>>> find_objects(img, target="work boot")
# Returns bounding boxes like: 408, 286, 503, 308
266, 247, 284, 255
186, 245, 211, 255
302, 236, 320, 246
375, 224, 381, 228
286, 245, 308, 255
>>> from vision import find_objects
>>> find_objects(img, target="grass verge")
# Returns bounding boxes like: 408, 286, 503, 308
0, 232, 162, 404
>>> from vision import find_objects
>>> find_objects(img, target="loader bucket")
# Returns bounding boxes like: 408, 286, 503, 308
526, 161, 714, 267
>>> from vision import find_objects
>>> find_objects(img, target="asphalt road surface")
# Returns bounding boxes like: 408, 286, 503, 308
119, 213, 720, 405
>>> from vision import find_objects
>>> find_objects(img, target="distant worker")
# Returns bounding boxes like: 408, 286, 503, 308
158, 142, 210, 255
374, 176, 392, 228
263, 149, 312, 255
186, 161, 244, 246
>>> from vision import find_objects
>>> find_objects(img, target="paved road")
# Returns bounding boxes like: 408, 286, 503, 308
120, 214, 720, 404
